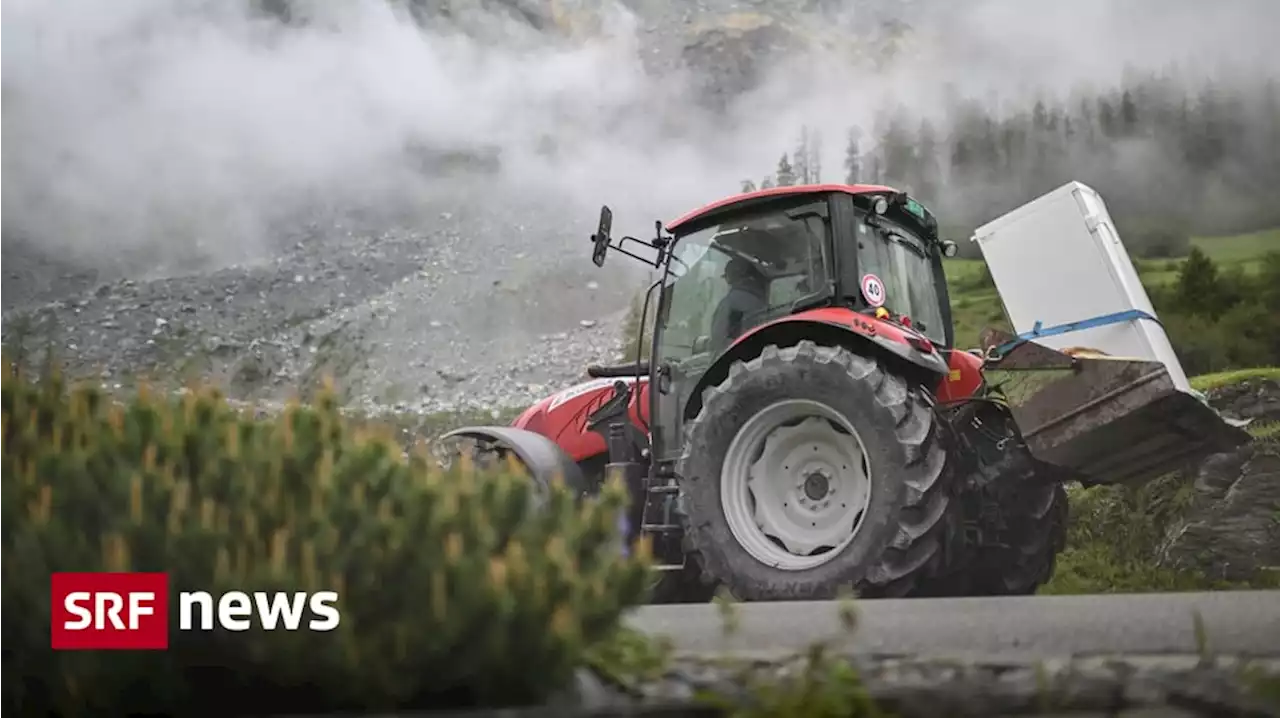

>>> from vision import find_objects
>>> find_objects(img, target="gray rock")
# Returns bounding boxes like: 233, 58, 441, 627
679, 14, 808, 109
1162, 442, 1280, 583
1158, 380, 1280, 582
1210, 378, 1280, 424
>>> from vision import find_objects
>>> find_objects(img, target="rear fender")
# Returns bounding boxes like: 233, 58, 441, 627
437, 426, 588, 494
936, 347, 986, 403
686, 308, 949, 420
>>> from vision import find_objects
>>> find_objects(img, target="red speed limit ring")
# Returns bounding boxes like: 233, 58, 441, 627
860, 273, 886, 307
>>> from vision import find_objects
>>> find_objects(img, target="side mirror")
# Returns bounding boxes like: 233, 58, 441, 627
940, 239, 959, 258
591, 205, 613, 267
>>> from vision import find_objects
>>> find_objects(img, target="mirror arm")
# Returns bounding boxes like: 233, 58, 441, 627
609, 235, 663, 268
612, 246, 661, 268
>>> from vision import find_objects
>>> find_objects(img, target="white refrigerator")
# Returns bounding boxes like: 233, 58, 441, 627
971, 180, 1192, 394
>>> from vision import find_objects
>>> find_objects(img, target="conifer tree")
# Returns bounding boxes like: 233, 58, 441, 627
843, 126, 863, 184
775, 153, 796, 187
793, 127, 810, 184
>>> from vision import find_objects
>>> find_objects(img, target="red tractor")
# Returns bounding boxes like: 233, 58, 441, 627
439, 184, 1249, 601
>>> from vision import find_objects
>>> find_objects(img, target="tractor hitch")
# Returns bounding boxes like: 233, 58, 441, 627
979, 328, 1252, 487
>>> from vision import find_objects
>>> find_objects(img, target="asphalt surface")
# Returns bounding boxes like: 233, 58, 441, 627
627, 590, 1280, 659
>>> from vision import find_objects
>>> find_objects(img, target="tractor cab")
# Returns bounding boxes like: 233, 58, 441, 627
622, 186, 960, 464
661, 207, 828, 358
652, 186, 954, 354
654, 199, 830, 378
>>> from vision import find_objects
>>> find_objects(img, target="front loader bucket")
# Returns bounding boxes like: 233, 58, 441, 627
979, 328, 1252, 487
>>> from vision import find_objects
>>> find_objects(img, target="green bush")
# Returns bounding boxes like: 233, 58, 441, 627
2, 361, 651, 717
1154, 248, 1280, 375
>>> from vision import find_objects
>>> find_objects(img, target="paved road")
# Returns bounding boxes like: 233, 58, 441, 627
627, 590, 1280, 660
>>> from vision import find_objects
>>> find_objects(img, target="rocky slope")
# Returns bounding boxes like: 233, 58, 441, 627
1159, 377, 1280, 582
2, 178, 644, 416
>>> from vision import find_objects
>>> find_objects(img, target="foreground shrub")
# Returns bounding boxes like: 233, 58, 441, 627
1, 361, 651, 717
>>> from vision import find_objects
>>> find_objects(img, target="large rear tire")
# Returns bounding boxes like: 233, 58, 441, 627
675, 341, 953, 601
917, 481, 1069, 596
968, 482, 1069, 595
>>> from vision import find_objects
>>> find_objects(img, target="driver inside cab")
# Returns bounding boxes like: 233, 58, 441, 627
709, 256, 769, 354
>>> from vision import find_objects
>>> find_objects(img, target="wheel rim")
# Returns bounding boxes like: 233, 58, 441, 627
720, 398, 873, 571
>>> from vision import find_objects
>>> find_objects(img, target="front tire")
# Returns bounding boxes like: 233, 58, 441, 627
675, 341, 953, 601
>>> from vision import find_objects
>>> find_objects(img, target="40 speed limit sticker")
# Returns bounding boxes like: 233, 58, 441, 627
860, 273, 886, 307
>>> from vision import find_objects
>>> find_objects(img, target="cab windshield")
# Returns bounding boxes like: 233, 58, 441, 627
854, 213, 947, 345
656, 205, 829, 365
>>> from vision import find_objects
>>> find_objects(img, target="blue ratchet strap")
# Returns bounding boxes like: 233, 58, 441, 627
992, 308, 1161, 359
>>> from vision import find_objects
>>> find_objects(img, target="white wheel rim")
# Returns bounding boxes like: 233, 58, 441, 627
719, 398, 873, 571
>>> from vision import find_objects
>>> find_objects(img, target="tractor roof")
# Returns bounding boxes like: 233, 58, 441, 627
665, 183, 897, 234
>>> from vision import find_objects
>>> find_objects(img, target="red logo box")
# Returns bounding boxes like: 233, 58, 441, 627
51, 572, 170, 650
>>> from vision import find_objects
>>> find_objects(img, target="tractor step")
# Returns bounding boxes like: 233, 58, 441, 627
646, 484, 680, 494
651, 563, 688, 572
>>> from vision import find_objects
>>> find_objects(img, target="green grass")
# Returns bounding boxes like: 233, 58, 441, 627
1192, 227, 1280, 267
1126, 228, 1277, 284
941, 257, 987, 286
949, 292, 1007, 351
1132, 257, 1184, 286
942, 259, 1005, 350
1249, 420, 1280, 440
1190, 366, 1280, 392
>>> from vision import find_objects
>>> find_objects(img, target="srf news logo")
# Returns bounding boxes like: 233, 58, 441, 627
51, 572, 341, 650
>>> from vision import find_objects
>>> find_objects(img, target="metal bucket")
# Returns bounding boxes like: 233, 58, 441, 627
978, 328, 1252, 487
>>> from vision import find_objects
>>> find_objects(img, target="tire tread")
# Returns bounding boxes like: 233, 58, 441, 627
676, 339, 953, 599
